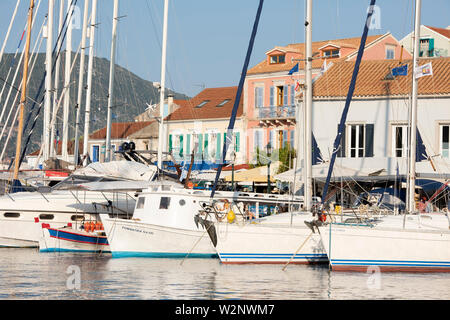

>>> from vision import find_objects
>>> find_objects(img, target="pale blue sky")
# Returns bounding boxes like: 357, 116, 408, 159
0, 0, 448, 97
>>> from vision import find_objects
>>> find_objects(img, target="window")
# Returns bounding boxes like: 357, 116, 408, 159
348, 124, 374, 158
159, 197, 171, 209
216, 99, 231, 107
324, 49, 339, 58
441, 125, 449, 158
275, 86, 288, 106
269, 54, 285, 64
386, 48, 395, 59
4, 212, 20, 218
392, 125, 408, 157
39, 214, 54, 220
71, 215, 84, 221
255, 87, 264, 108
419, 38, 434, 57
195, 100, 209, 108
136, 197, 145, 209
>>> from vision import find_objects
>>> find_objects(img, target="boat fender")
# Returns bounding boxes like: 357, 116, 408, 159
227, 210, 235, 223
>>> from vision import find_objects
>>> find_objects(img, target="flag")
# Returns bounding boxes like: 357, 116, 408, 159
294, 81, 301, 91
392, 64, 408, 76
415, 62, 433, 79
288, 63, 299, 75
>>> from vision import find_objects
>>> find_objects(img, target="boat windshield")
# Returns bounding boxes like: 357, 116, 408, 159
51, 175, 120, 191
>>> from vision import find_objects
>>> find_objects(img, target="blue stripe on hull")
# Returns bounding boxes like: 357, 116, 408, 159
331, 259, 450, 268
220, 253, 328, 260
40, 248, 111, 253
110, 251, 218, 259
47, 229, 108, 245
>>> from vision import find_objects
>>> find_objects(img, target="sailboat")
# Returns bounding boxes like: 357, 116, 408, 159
315, 0, 450, 272
99, 0, 307, 259
205, 0, 328, 265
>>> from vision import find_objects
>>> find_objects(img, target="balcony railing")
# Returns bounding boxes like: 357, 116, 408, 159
257, 105, 296, 119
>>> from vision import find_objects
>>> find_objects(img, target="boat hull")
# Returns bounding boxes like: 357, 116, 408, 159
39, 227, 110, 253
318, 215, 450, 273
215, 220, 327, 265
101, 218, 217, 258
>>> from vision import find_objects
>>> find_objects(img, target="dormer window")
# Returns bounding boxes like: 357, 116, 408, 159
269, 54, 285, 64
216, 99, 231, 107
323, 49, 339, 58
195, 100, 209, 108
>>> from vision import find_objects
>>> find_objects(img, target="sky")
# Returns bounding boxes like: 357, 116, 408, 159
0, 0, 449, 98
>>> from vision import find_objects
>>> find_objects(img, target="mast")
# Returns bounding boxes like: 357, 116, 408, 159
105, 0, 119, 163
50, 0, 65, 158
407, 0, 422, 213
12, 0, 34, 188
83, 0, 97, 165
43, 0, 54, 161
210, 0, 264, 199
320, 0, 376, 204
303, 0, 313, 211
73, 0, 90, 166
157, 0, 169, 170
62, 0, 74, 161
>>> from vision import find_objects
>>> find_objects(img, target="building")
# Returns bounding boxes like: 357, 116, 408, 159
164, 86, 244, 168
244, 33, 411, 164
309, 57, 450, 175
400, 25, 450, 58
27, 121, 155, 166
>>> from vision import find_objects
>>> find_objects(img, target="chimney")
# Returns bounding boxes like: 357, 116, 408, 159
168, 94, 174, 113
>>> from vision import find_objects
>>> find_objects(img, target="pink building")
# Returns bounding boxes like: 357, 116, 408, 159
243, 32, 411, 164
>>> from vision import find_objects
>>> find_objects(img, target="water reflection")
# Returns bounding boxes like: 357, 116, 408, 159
0, 249, 448, 300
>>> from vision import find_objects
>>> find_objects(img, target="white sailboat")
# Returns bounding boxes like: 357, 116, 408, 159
316, 0, 450, 272
208, 0, 327, 265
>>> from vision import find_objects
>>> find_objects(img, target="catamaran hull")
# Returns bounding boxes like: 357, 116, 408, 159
318, 219, 450, 272
215, 222, 327, 265
39, 228, 110, 253
101, 218, 217, 258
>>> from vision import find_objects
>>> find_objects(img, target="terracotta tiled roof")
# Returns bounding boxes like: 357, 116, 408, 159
426, 26, 450, 39
89, 121, 154, 140
165, 86, 243, 121
312, 57, 450, 98
247, 34, 386, 75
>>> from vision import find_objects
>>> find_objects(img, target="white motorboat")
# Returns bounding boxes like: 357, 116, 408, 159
99, 181, 306, 259
0, 161, 155, 248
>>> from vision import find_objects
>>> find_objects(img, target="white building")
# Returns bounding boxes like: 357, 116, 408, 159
305, 57, 450, 176
400, 25, 450, 58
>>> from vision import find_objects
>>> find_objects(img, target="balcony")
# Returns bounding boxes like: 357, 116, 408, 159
257, 105, 296, 127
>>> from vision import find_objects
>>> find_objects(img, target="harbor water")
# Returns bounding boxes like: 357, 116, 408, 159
0, 248, 449, 300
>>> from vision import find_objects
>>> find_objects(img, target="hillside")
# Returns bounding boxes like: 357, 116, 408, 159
0, 52, 189, 162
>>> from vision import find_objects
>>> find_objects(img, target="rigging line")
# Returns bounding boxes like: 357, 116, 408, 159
210, 0, 265, 199
19, 33, 82, 168
0, 0, 22, 64
0, 17, 45, 148
17, 0, 79, 164
0, 0, 43, 121
0, 26, 45, 164
145, 0, 177, 95
0, 14, 46, 129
